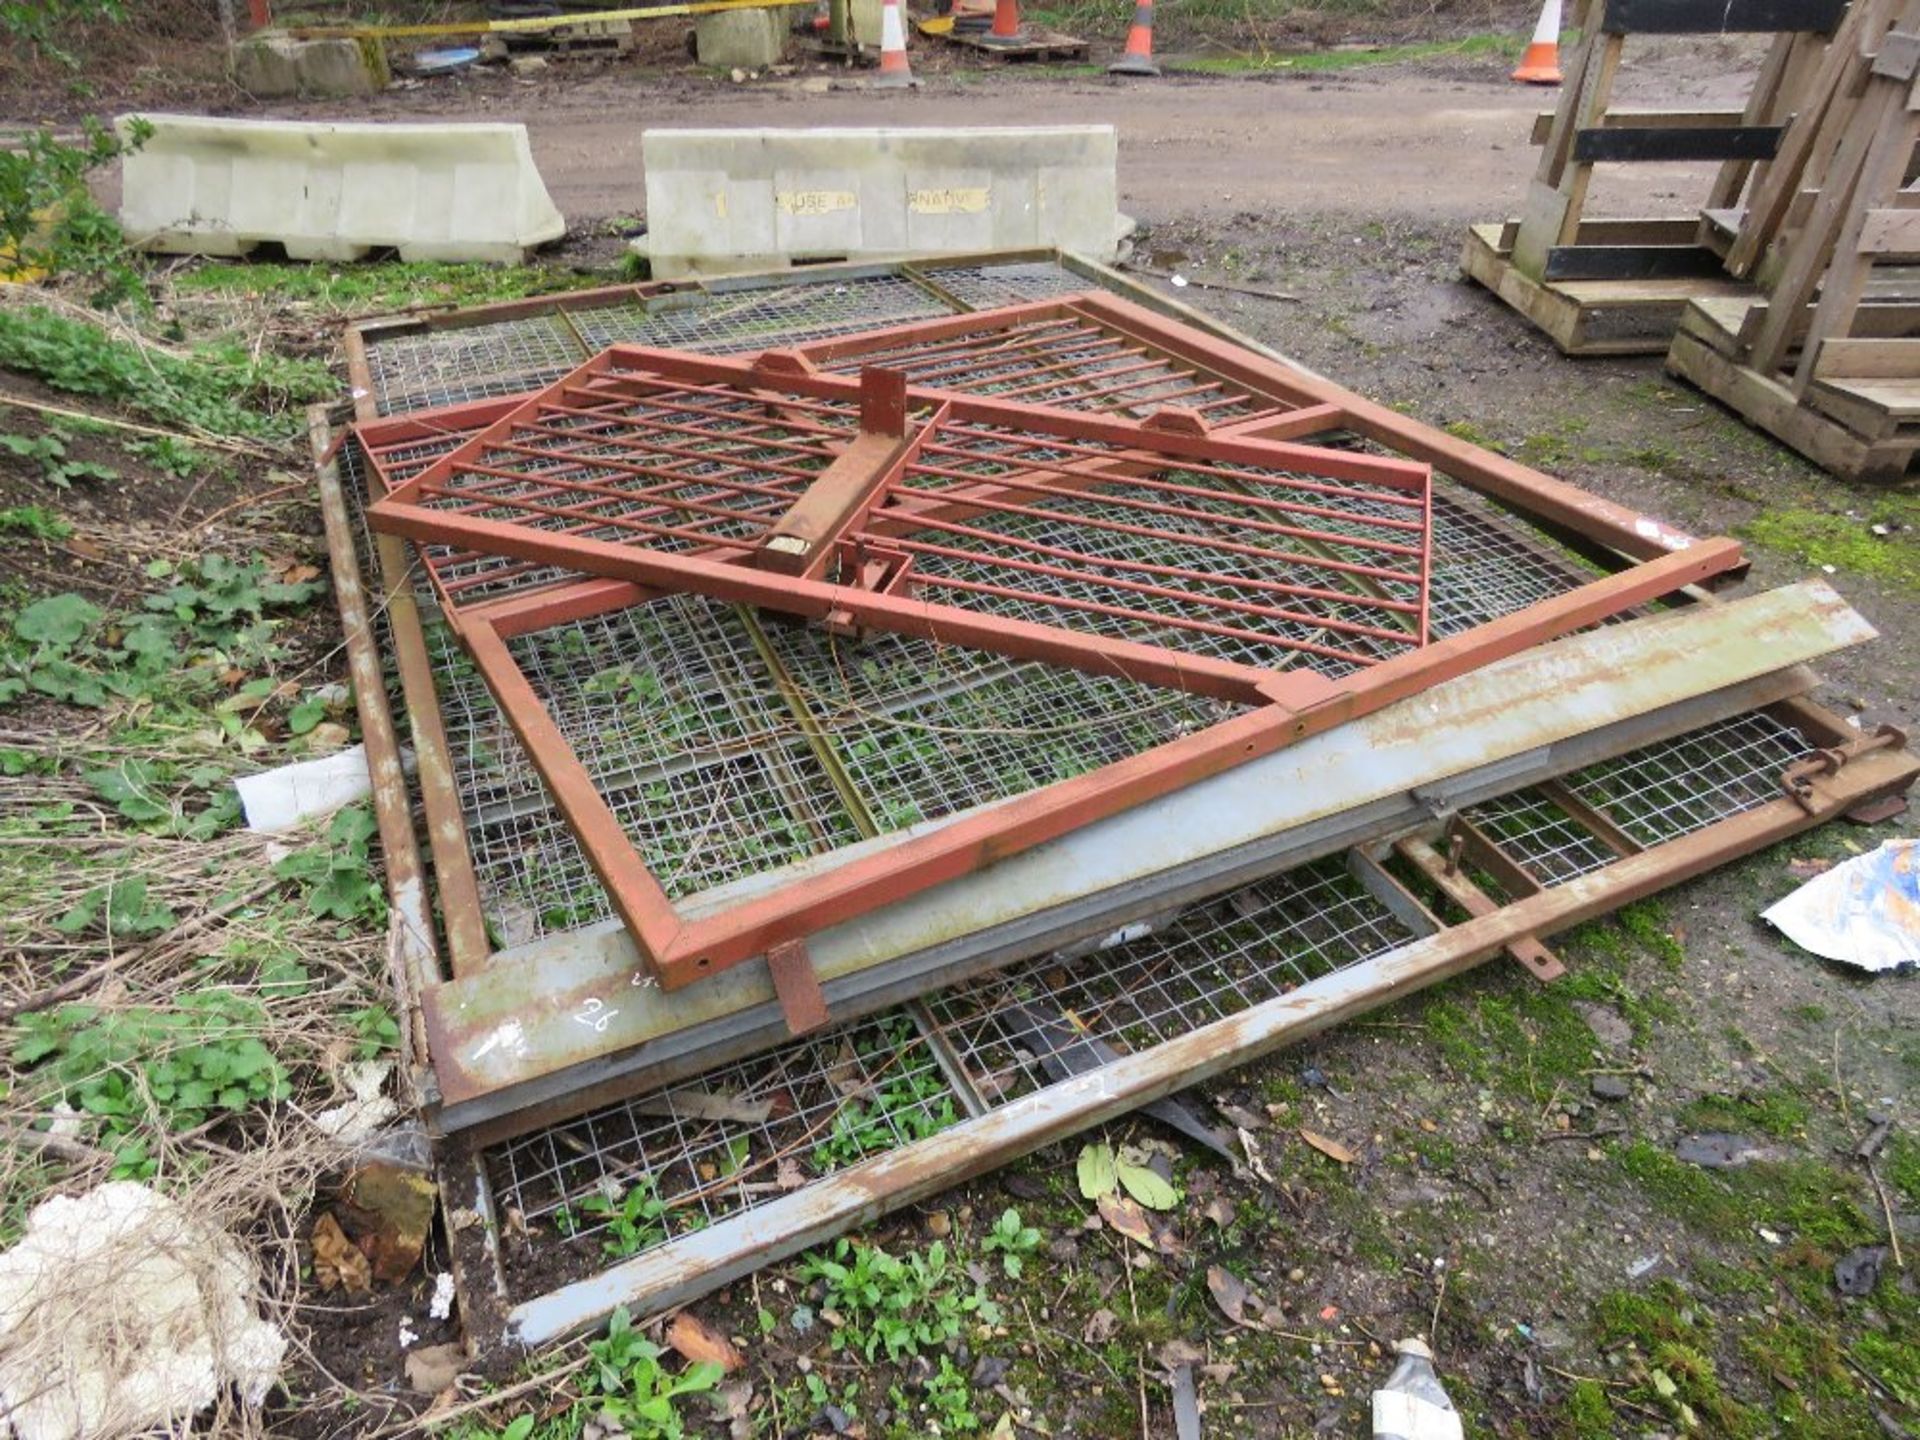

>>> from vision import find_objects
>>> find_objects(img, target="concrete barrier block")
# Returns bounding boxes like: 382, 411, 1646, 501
636, 126, 1132, 277
117, 115, 567, 264
694, 7, 788, 68
230, 34, 389, 97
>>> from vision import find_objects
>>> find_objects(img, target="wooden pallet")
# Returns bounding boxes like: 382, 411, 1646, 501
1668, 295, 1920, 480
1465, 0, 1843, 353
941, 25, 1087, 60
1662, 0, 1920, 483
1463, 221, 1755, 356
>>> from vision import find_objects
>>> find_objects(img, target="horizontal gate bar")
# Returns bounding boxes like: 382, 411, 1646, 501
1602, 0, 1846, 34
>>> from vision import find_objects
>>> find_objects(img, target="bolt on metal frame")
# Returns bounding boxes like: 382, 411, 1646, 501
357, 338, 1744, 997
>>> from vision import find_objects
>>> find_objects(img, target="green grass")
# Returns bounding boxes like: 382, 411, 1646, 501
1742, 494, 1920, 595
173, 259, 603, 316
1175, 32, 1520, 73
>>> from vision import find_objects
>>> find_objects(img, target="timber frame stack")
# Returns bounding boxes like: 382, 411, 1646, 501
1668, 0, 1920, 480
1463, 0, 1848, 356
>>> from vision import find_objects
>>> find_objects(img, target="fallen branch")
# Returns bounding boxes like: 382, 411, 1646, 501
0, 393, 281, 462
0, 876, 282, 1023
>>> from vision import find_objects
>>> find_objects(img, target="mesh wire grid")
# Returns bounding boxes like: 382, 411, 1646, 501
573, 275, 952, 353
481, 700, 1816, 1278
454, 595, 1242, 944
807, 312, 1281, 423
348, 269, 1641, 943
1560, 711, 1811, 848
340, 262, 1831, 1289
390, 368, 861, 557
915, 261, 1107, 309
883, 440, 1431, 677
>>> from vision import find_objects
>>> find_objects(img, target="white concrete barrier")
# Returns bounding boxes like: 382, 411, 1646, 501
117, 115, 566, 264
635, 126, 1131, 277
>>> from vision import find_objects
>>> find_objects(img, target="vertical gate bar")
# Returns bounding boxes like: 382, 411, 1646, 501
371, 529, 498, 974
310, 408, 440, 1065
342, 325, 499, 977
1540, 778, 1645, 857
909, 1000, 993, 1121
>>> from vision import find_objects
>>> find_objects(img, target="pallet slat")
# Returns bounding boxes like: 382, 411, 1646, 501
1544, 244, 1729, 280
1572, 125, 1784, 163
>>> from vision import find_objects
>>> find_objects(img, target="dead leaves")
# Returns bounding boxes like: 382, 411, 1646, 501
666, 1312, 743, 1374
1202, 1264, 1292, 1334
311, 1212, 371, 1295
1205, 1265, 1252, 1326
1094, 1191, 1181, 1255
1095, 1190, 1153, 1247
1300, 1128, 1357, 1165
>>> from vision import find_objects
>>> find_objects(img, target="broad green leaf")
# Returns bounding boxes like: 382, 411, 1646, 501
14, 592, 100, 647
1076, 1142, 1118, 1200
1115, 1158, 1179, 1211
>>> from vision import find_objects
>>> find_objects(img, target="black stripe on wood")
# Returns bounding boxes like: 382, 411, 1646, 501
1573, 125, 1783, 164
1603, 0, 1846, 35
1543, 245, 1728, 281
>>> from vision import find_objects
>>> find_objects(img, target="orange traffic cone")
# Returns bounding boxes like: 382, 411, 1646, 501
873, 0, 919, 87
981, 0, 1023, 47
1107, 0, 1157, 76
1511, 0, 1562, 84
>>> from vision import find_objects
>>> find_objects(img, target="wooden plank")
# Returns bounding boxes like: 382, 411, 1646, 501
1710, 30, 1821, 211
1664, 329, 1898, 478
1811, 373, 1920, 418
1463, 222, 1734, 355
1573, 125, 1783, 163
1725, 0, 1897, 277
1858, 206, 1920, 253
1791, 64, 1920, 391
1532, 109, 1754, 144
1544, 244, 1728, 280
1604, 0, 1846, 34
1811, 335, 1920, 376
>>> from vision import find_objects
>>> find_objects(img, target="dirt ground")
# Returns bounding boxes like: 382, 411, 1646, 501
7, 27, 1919, 1440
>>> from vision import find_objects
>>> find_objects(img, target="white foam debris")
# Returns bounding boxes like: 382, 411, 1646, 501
428, 1271, 456, 1322
312, 1060, 398, 1144
0, 1182, 286, 1440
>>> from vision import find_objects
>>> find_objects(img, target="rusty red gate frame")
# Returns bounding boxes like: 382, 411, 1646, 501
357, 331, 1744, 1005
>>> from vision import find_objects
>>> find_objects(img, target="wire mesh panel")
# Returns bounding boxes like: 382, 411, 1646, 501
1560, 711, 1811, 848
479, 703, 1825, 1295
363, 311, 594, 416
370, 363, 863, 562
486, 1010, 965, 1268
879, 427, 1432, 675
799, 310, 1283, 423
754, 620, 1241, 833
575, 276, 954, 353
362, 347, 1437, 686
1463, 791, 1619, 884
917, 260, 1109, 308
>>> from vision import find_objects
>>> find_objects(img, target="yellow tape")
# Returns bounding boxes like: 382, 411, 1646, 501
287, 0, 815, 42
